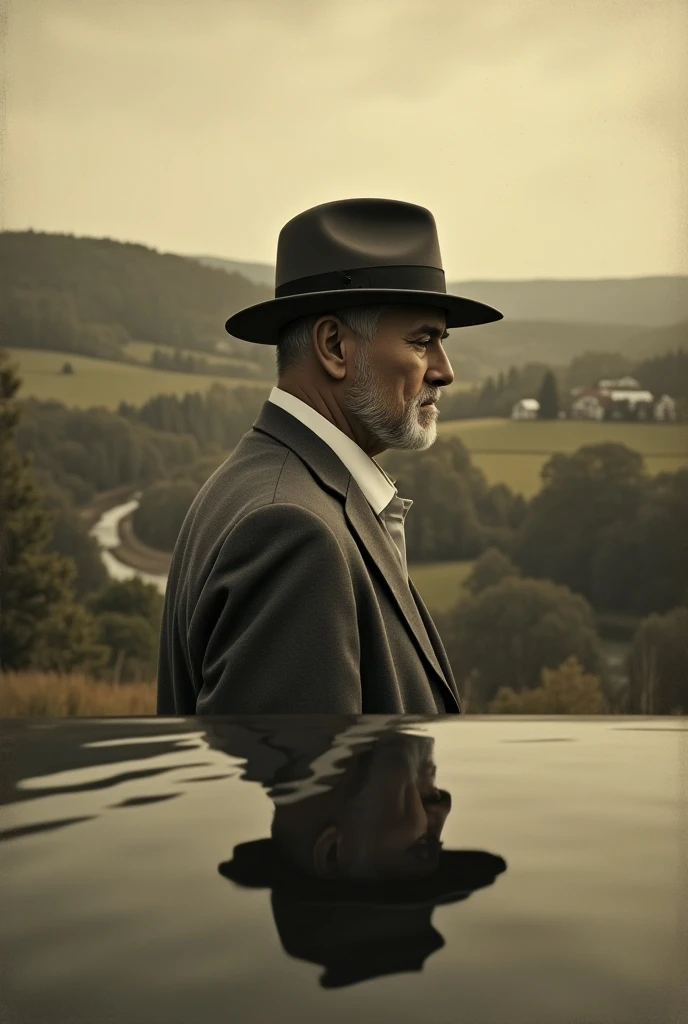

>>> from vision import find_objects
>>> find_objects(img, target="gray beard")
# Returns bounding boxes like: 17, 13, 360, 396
342, 346, 438, 451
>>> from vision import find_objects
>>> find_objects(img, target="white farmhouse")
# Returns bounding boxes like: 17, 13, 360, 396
511, 398, 540, 420
600, 387, 655, 420
571, 394, 605, 420
654, 394, 677, 421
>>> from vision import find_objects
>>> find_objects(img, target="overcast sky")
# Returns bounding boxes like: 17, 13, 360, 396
2, 0, 687, 279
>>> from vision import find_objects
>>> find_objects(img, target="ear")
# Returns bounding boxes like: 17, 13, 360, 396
311, 823, 341, 879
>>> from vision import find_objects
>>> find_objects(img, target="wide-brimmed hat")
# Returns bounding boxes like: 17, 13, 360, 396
224, 198, 504, 344
218, 840, 507, 987
219, 838, 507, 910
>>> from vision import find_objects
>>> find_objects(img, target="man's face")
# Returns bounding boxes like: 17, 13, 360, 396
333, 733, 452, 880
342, 305, 454, 452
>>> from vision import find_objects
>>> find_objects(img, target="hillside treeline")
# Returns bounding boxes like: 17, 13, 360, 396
131, 433, 528, 560
432, 549, 686, 714
16, 396, 201, 504
2, 349, 686, 712
633, 347, 688, 402
117, 382, 266, 450
443, 348, 687, 421
1, 351, 163, 681
3, 232, 687, 393
0, 230, 275, 375
149, 347, 264, 379
14, 376, 687, 623
514, 446, 688, 617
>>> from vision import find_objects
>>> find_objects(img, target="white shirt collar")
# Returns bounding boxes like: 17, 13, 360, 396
268, 387, 396, 515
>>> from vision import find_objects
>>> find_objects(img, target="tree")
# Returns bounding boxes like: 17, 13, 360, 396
93, 612, 159, 683
589, 469, 688, 615
85, 577, 163, 631
507, 366, 521, 391
380, 437, 523, 563
566, 351, 633, 390
487, 656, 608, 713
132, 478, 199, 551
514, 444, 646, 601
439, 576, 607, 711
33, 473, 109, 599
0, 349, 109, 674
632, 346, 687, 404
537, 370, 560, 420
626, 607, 688, 714
462, 548, 521, 596
477, 376, 497, 416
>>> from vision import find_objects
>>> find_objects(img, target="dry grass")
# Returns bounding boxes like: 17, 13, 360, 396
0, 671, 157, 716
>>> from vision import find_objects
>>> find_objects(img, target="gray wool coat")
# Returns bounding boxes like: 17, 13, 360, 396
156, 400, 462, 715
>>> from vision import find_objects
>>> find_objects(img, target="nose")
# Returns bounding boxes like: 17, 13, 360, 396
428, 346, 454, 389
424, 788, 452, 836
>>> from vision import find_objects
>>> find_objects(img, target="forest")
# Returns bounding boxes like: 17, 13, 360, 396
2, 349, 686, 715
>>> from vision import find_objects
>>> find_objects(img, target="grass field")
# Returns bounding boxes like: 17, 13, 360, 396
0, 671, 156, 716
5, 347, 274, 410
409, 560, 475, 612
6, 348, 687, 497
438, 417, 688, 496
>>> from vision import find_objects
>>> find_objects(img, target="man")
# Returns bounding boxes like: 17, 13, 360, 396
209, 716, 507, 989
157, 198, 503, 714
204, 717, 452, 880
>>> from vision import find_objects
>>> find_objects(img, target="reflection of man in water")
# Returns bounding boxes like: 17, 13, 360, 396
204, 717, 450, 880
204, 716, 506, 989
273, 729, 451, 880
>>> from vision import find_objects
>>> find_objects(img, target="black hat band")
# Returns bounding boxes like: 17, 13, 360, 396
275, 265, 447, 299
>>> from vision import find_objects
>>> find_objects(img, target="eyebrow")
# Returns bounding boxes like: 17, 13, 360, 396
409, 324, 449, 341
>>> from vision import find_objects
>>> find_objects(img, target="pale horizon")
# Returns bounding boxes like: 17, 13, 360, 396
3, 0, 687, 281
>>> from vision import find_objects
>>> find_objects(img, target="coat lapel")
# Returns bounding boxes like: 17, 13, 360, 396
344, 482, 460, 711
252, 401, 461, 712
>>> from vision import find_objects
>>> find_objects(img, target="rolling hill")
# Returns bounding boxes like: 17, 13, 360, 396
189, 254, 688, 328
1, 231, 685, 385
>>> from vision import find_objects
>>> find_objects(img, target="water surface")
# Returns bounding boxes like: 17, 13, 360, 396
0, 716, 685, 1023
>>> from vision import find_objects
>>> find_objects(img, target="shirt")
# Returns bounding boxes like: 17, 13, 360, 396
268, 387, 413, 579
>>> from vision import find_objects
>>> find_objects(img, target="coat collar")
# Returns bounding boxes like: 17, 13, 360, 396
252, 401, 460, 710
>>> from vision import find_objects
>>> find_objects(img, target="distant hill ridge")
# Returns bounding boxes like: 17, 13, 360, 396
190, 253, 688, 329
1, 231, 685, 380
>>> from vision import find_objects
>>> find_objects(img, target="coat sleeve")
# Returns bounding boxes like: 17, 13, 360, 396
190, 502, 362, 713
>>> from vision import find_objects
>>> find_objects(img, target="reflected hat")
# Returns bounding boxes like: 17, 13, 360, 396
219, 838, 507, 909
224, 198, 504, 345
219, 841, 507, 988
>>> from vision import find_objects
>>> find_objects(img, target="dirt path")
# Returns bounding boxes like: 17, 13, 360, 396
113, 513, 172, 575
77, 484, 137, 529
79, 485, 172, 576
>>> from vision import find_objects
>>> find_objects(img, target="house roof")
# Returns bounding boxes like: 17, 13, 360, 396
515, 398, 540, 410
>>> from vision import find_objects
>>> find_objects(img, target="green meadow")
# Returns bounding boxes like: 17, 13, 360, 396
440, 417, 688, 496
408, 560, 475, 612
6, 348, 687, 499
5, 347, 274, 410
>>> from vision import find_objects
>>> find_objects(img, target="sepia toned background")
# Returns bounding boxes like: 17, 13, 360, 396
1, 0, 687, 714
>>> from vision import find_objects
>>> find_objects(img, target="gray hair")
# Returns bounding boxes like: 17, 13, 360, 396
275, 305, 388, 377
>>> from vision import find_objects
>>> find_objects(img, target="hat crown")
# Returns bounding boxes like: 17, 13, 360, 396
275, 198, 444, 288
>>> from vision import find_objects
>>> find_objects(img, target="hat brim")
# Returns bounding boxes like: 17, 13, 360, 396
225, 289, 503, 344
219, 839, 507, 909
